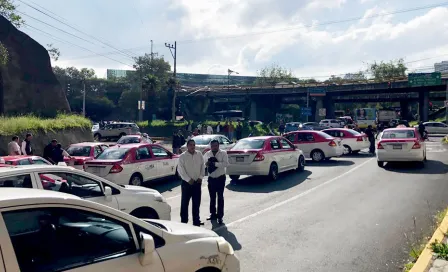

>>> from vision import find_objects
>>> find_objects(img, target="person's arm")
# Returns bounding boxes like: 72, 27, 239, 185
214, 151, 229, 168
21, 142, 26, 155
13, 144, 20, 155
198, 153, 205, 180
177, 155, 192, 182
203, 152, 210, 166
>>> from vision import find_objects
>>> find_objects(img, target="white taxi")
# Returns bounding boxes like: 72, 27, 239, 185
0, 165, 170, 220
322, 128, 369, 154
85, 144, 179, 186
377, 127, 427, 167
180, 134, 235, 154
284, 130, 344, 162
0, 189, 240, 272
226, 136, 305, 181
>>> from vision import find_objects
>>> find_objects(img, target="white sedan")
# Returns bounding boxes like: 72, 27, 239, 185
0, 165, 171, 220
377, 127, 427, 167
322, 128, 369, 154
422, 122, 448, 134
181, 134, 235, 154
226, 136, 305, 181
0, 188, 239, 272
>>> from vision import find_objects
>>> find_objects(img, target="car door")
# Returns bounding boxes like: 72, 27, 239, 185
435, 123, 448, 134
0, 206, 164, 272
34, 171, 119, 210
0, 173, 36, 189
133, 146, 159, 181
295, 132, 313, 157
279, 138, 295, 169
150, 146, 174, 178
93, 145, 103, 158
425, 123, 435, 134
268, 139, 286, 170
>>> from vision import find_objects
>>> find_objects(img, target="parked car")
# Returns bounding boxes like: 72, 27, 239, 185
0, 188, 239, 271
322, 128, 369, 154
93, 122, 140, 141
284, 130, 344, 162
85, 144, 179, 186
285, 122, 302, 133
377, 127, 426, 167
226, 136, 305, 181
180, 134, 235, 154
0, 155, 52, 166
65, 142, 110, 170
417, 122, 448, 134
319, 119, 343, 128
116, 134, 154, 145
0, 165, 170, 219
301, 122, 326, 131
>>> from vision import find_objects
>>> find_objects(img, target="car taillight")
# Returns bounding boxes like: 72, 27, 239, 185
109, 164, 123, 173
74, 159, 84, 165
412, 141, 421, 149
328, 140, 337, 147
377, 142, 384, 149
253, 152, 265, 161
356, 136, 363, 142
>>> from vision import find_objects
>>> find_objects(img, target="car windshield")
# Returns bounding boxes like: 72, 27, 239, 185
347, 129, 362, 136
192, 136, 213, 145
67, 146, 91, 157
382, 130, 415, 139
232, 139, 265, 149
117, 136, 140, 144
96, 148, 129, 160
315, 131, 333, 139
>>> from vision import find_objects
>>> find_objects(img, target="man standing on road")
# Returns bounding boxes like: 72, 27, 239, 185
236, 121, 243, 140
43, 139, 58, 164
418, 121, 426, 139
204, 139, 229, 225
21, 133, 33, 155
365, 125, 375, 154
172, 131, 181, 154
177, 139, 205, 227
8, 136, 21, 155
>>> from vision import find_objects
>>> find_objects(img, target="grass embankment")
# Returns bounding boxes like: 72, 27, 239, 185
0, 114, 92, 135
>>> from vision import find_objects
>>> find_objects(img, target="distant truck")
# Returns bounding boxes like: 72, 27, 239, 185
377, 110, 397, 128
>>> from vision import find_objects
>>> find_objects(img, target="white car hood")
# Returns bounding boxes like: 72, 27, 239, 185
122, 185, 158, 194
145, 219, 218, 240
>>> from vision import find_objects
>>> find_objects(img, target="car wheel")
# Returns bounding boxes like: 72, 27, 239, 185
229, 175, 240, 181
129, 174, 143, 186
343, 145, 352, 155
268, 163, 279, 181
311, 150, 324, 162
296, 156, 305, 172
377, 161, 384, 167
130, 208, 159, 219
94, 133, 101, 141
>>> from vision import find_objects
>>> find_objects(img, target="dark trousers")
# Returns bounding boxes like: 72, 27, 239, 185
180, 181, 201, 224
369, 138, 375, 153
208, 175, 226, 219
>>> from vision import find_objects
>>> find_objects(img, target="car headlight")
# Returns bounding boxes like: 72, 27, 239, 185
217, 237, 234, 255
154, 194, 166, 203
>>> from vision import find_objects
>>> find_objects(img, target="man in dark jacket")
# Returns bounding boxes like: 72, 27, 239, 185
172, 131, 183, 154
365, 125, 375, 154
21, 133, 33, 155
43, 139, 58, 164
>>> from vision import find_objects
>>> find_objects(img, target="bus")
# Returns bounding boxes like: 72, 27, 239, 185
354, 108, 377, 130
212, 110, 244, 121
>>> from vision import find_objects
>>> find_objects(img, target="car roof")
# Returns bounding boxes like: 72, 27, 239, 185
193, 134, 223, 138
110, 143, 160, 149
2, 155, 40, 161
0, 165, 76, 174
69, 142, 104, 147
119, 135, 141, 138
0, 188, 81, 209
383, 127, 415, 131
244, 136, 279, 140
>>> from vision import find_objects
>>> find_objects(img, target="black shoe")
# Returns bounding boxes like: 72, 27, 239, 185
193, 221, 204, 227
217, 218, 223, 225
207, 214, 217, 221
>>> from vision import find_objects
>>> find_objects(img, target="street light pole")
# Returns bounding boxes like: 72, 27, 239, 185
165, 41, 177, 121
306, 89, 309, 122
82, 80, 86, 117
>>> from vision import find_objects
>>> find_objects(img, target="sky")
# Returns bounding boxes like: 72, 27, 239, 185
15, 0, 448, 79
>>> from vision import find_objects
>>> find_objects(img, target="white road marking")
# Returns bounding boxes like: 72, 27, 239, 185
213, 158, 374, 232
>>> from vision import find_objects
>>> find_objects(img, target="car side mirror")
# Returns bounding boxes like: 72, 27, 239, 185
104, 186, 112, 200
139, 233, 155, 266
153, 140, 157, 143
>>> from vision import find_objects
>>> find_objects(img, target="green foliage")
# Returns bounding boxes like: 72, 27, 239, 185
0, 42, 7, 66
368, 59, 407, 81
402, 262, 414, 272
0, 0, 24, 27
0, 114, 91, 135
256, 63, 294, 86
46, 44, 60, 61
442, 135, 448, 144
431, 240, 448, 260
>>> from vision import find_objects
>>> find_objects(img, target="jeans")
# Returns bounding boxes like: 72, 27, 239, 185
228, 132, 234, 140
208, 175, 226, 219
180, 181, 202, 224
369, 138, 375, 153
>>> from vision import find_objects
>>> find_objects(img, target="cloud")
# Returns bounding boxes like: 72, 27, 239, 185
306, 0, 347, 10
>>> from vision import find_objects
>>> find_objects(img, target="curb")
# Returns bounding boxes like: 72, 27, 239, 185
410, 210, 448, 272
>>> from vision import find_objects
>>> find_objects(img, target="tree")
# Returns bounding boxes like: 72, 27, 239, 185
47, 44, 60, 61
255, 64, 294, 87
0, 0, 24, 27
368, 59, 407, 82
132, 54, 171, 83
0, 42, 7, 66
142, 74, 159, 122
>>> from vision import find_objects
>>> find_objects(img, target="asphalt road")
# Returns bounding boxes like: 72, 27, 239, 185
148, 137, 448, 272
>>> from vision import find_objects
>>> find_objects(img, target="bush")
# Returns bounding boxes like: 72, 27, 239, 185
442, 135, 448, 144
0, 114, 92, 135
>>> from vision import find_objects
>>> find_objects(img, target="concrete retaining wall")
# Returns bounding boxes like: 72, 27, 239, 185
0, 128, 93, 156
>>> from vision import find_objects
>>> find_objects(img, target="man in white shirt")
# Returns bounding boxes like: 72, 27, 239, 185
7, 136, 21, 155
206, 125, 213, 134
204, 139, 229, 225
177, 139, 205, 226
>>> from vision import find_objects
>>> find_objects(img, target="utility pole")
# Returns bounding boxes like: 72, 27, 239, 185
445, 81, 448, 125
165, 41, 177, 121
82, 80, 86, 117
139, 70, 143, 122
306, 90, 309, 122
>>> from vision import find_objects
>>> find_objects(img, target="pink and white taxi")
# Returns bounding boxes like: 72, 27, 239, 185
85, 144, 179, 186
322, 128, 369, 154
284, 130, 344, 162
226, 136, 305, 181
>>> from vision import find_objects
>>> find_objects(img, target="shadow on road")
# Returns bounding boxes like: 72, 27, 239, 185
212, 224, 242, 251
226, 170, 312, 193
306, 160, 355, 167
384, 160, 448, 175
147, 177, 181, 193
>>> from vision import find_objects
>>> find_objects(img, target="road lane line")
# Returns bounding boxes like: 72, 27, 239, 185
213, 158, 374, 232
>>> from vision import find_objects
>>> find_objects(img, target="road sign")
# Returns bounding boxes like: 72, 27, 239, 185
319, 108, 326, 117
301, 107, 312, 116
309, 88, 326, 97
408, 72, 442, 87
138, 100, 145, 110
445, 100, 448, 107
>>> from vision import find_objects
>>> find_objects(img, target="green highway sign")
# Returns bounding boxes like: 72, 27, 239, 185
408, 72, 442, 87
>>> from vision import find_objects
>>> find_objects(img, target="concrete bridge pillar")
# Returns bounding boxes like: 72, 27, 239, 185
418, 91, 429, 122
400, 101, 410, 120
324, 97, 335, 119
314, 97, 324, 122
250, 100, 257, 120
